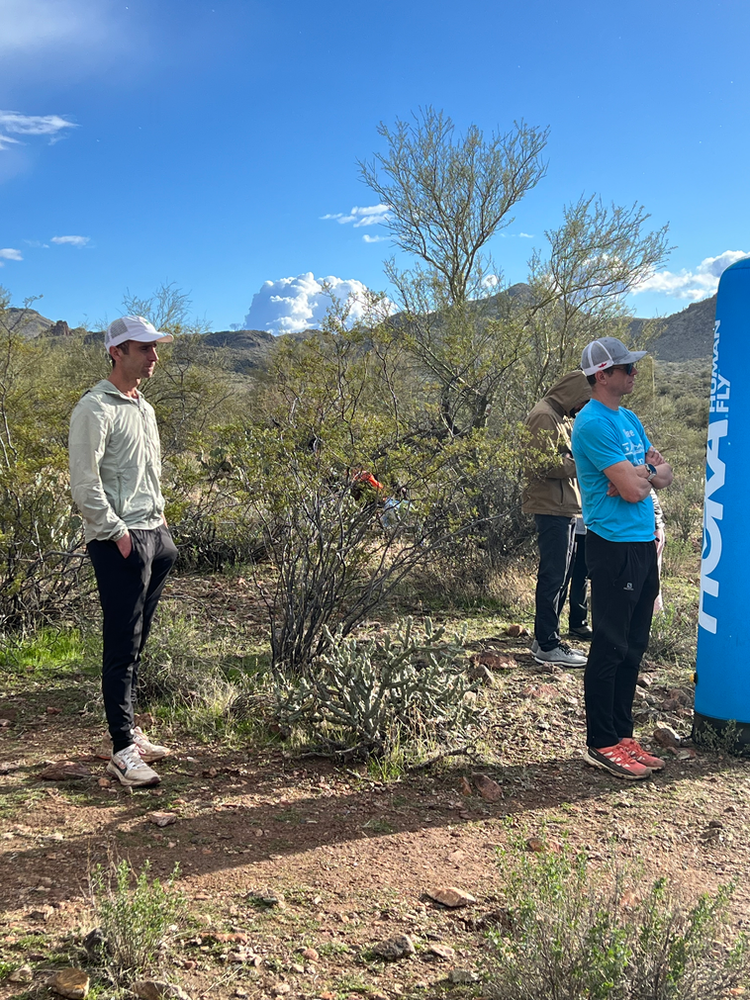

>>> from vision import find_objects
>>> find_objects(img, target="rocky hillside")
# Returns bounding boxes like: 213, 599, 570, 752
2, 308, 82, 340
631, 295, 716, 361
2, 307, 54, 339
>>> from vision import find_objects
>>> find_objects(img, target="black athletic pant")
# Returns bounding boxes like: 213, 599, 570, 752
87, 526, 178, 753
567, 534, 589, 631
584, 531, 659, 748
534, 514, 575, 651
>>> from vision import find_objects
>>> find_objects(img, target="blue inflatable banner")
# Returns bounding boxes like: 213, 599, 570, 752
695, 256, 750, 750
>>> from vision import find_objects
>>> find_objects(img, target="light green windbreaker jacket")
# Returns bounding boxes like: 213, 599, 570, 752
68, 379, 165, 543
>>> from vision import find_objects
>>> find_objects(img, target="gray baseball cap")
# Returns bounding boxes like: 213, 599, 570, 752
581, 337, 647, 376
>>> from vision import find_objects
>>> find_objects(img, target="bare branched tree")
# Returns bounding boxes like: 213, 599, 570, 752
359, 109, 672, 433
359, 107, 549, 306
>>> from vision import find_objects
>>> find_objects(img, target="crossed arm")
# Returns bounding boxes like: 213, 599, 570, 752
604, 447, 673, 503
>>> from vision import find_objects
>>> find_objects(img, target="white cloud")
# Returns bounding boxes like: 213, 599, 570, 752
362, 234, 387, 244
239, 273, 383, 334
0, 111, 76, 137
321, 204, 390, 228
51, 235, 90, 248
519, 232, 534, 238
0, 247, 22, 262
0, 110, 77, 151
633, 250, 749, 301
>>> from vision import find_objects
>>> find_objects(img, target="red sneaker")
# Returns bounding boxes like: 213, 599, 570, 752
583, 743, 652, 780
619, 737, 666, 771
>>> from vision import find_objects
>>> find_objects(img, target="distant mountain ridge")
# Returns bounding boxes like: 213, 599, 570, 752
198, 287, 717, 364
630, 294, 717, 362
6, 288, 717, 365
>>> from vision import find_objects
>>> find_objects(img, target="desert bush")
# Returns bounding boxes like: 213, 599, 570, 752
274, 616, 474, 756
0, 461, 90, 627
262, 473, 469, 672
660, 537, 700, 583
489, 846, 749, 1000
660, 466, 704, 548
135, 608, 266, 735
0, 297, 93, 627
648, 598, 698, 665
88, 858, 185, 979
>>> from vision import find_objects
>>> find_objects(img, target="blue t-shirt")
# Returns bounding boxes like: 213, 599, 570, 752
571, 399, 655, 543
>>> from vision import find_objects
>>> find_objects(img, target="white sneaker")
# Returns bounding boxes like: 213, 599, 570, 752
533, 641, 587, 668
107, 745, 161, 787
97, 727, 171, 762
131, 726, 171, 761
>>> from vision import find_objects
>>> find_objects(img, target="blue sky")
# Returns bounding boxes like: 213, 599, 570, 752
1, 0, 747, 333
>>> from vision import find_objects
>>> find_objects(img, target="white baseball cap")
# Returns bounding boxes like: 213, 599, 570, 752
581, 337, 647, 376
105, 315, 174, 351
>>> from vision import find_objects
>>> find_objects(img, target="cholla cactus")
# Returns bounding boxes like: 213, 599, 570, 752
274, 616, 473, 755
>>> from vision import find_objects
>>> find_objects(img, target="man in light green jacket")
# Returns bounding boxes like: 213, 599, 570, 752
69, 316, 178, 788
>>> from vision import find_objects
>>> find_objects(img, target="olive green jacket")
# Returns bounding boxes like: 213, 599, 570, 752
68, 379, 165, 543
522, 371, 592, 518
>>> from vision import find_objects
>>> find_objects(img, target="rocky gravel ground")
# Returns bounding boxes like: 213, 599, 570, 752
1, 585, 749, 1000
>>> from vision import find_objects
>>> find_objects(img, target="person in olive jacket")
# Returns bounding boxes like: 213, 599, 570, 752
523, 370, 591, 667
69, 316, 177, 788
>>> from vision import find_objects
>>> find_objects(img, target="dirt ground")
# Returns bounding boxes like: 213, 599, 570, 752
1, 580, 749, 1000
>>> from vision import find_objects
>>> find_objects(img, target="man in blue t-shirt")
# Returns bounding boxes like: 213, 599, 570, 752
571, 337, 674, 780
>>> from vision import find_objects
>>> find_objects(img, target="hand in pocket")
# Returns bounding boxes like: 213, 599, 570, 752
115, 532, 132, 559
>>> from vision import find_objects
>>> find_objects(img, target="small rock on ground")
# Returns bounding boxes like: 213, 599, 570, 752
425, 886, 476, 908
47, 969, 90, 999
448, 968, 479, 984
526, 836, 562, 853
270, 984, 291, 996
371, 933, 416, 960
428, 944, 456, 960
131, 981, 192, 1000
39, 761, 90, 781
147, 811, 178, 827
471, 772, 502, 802
653, 724, 683, 747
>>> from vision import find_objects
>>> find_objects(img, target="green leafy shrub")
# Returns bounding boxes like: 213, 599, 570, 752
135, 609, 266, 737
0, 296, 93, 628
89, 858, 185, 978
647, 600, 697, 665
489, 846, 749, 1000
0, 461, 90, 628
274, 616, 474, 756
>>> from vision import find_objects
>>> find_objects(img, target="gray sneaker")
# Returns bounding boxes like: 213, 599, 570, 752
533, 641, 587, 668
530, 639, 539, 654
107, 744, 161, 787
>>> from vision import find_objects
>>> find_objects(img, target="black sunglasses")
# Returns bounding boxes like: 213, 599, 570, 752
607, 363, 636, 375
